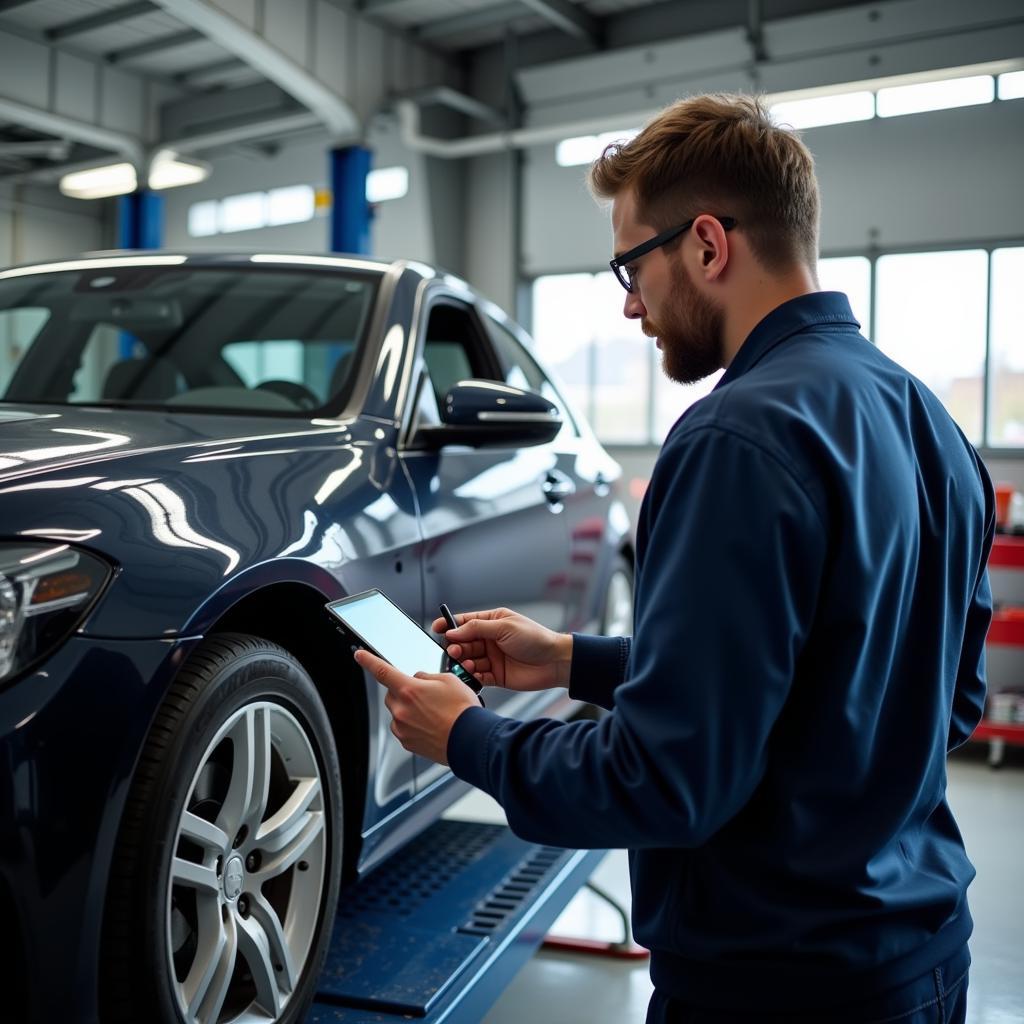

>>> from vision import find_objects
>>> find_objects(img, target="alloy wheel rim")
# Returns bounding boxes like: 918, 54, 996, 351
166, 700, 328, 1024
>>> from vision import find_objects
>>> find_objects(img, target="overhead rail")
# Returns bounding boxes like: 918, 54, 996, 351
149, 0, 359, 139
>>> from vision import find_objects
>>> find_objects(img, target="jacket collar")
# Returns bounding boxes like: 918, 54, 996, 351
716, 291, 860, 389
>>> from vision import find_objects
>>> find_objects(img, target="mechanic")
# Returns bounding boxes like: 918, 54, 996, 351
354, 93, 994, 1024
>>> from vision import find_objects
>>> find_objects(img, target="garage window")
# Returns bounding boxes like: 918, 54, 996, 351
876, 250, 988, 445
531, 248, 1023, 452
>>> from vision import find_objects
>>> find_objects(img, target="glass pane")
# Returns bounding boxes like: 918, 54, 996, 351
219, 192, 267, 233
531, 274, 596, 424
0, 308, 49, 395
0, 267, 376, 414
188, 200, 219, 237
990, 248, 1024, 446
654, 368, 723, 442
771, 91, 874, 130
482, 315, 577, 439
876, 75, 994, 117
591, 272, 648, 443
819, 256, 871, 339
875, 250, 987, 444
266, 185, 315, 226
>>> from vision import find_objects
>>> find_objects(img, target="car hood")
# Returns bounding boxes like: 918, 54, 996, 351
0, 403, 354, 483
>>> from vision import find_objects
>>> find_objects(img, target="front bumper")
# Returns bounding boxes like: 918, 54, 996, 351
0, 633, 199, 1024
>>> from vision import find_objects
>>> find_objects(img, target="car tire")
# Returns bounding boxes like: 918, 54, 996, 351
600, 554, 634, 637
102, 633, 343, 1024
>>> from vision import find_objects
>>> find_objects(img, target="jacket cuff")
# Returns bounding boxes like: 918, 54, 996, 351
569, 633, 630, 710
447, 704, 505, 793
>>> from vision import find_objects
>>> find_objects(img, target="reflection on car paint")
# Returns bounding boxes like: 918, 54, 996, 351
120, 481, 242, 574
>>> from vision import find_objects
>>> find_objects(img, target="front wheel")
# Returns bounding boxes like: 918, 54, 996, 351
102, 633, 343, 1024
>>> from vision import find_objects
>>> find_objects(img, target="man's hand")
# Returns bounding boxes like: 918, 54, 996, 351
353, 648, 479, 765
429, 607, 573, 692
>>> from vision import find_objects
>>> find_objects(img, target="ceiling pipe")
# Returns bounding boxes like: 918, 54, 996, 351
0, 111, 322, 186
395, 98, 657, 158
0, 97, 144, 165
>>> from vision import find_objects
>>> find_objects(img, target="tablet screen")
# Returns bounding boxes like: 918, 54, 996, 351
327, 590, 449, 678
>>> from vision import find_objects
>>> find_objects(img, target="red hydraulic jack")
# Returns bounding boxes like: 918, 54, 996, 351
542, 879, 650, 960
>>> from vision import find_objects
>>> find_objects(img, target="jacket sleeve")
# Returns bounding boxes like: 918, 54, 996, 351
948, 495, 995, 752
567, 634, 631, 710
447, 425, 826, 849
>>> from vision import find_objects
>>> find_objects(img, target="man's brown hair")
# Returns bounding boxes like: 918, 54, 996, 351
588, 93, 820, 272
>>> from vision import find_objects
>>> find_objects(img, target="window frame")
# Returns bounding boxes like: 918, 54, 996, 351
526, 236, 1024, 459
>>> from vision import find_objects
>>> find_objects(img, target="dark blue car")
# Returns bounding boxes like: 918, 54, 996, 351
0, 252, 634, 1024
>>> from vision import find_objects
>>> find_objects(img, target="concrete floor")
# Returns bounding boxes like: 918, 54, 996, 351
445, 751, 1024, 1024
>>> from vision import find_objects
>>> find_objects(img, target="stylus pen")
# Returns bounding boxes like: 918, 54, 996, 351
440, 603, 485, 705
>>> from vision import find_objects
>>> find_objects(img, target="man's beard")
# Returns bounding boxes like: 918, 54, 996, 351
642, 263, 724, 385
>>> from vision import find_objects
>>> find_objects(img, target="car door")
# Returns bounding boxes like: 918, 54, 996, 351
478, 306, 623, 639
399, 294, 574, 789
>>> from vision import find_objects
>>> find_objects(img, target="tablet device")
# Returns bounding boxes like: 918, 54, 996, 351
325, 589, 484, 699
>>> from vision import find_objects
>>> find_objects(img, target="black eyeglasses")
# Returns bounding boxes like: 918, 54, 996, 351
609, 216, 737, 293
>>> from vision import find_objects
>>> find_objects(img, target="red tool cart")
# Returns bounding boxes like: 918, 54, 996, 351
971, 535, 1024, 767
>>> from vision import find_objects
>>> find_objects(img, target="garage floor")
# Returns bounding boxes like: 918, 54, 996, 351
443, 752, 1024, 1024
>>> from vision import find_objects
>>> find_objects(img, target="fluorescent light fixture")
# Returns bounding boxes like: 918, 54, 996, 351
59, 162, 137, 200
998, 70, 1024, 100
148, 150, 210, 190
556, 128, 637, 167
771, 91, 874, 129
876, 74, 994, 117
267, 184, 315, 226
187, 200, 219, 238
366, 166, 409, 203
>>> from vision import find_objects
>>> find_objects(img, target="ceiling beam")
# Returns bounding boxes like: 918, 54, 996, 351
0, 139, 70, 159
150, 0, 358, 137
107, 28, 205, 63
518, 0, 597, 44
173, 56, 248, 84
417, 2, 528, 44
46, 1, 156, 41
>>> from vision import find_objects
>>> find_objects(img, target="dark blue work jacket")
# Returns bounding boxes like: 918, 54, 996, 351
449, 291, 994, 1012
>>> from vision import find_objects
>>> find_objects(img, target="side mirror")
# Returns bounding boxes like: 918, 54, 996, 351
414, 379, 562, 450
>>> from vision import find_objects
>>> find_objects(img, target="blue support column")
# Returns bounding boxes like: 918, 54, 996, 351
329, 146, 372, 255
117, 189, 164, 250
116, 189, 164, 355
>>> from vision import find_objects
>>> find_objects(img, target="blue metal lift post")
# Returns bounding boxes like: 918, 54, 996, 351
306, 819, 606, 1023
115, 189, 164, 358
329, 146, 372, 255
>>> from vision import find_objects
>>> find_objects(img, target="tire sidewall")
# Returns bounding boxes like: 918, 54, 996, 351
140, 643, 343, 1024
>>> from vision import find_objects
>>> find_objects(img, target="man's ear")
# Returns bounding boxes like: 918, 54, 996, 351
691, 214, 729, 282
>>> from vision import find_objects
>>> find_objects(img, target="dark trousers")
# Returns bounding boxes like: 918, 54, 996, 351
647, 946, 970, 1024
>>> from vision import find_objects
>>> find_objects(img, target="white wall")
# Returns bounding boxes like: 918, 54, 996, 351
521, 98, 1024, 276
0, 186, 107, 267
160, 123, 456, 271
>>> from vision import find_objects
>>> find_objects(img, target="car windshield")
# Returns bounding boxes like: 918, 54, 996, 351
0, 263, 379, 415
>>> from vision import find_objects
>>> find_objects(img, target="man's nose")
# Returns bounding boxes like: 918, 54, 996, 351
623, 290, 646, 320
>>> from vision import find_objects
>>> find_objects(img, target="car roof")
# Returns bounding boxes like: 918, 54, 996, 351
0, 250, 445, 284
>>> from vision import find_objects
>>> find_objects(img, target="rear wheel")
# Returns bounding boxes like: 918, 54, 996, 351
102, 633, 343, 1024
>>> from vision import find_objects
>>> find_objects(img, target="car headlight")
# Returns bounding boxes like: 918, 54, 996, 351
0, 543, 112, 683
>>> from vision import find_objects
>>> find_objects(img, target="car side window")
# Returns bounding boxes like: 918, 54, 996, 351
421, 302, 494, 406
482, 315, 579, 439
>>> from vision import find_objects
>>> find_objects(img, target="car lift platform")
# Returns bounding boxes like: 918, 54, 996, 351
304, 818, 606, 1024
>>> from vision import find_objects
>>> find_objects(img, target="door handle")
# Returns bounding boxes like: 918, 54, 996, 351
543, 470, 576, 507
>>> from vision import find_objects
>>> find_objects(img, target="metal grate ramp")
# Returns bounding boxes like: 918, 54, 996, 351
305, 819, 605, 1024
